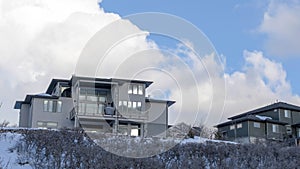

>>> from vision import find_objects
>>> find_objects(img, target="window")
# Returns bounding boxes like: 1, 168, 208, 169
98, 104, 105, 114
128, 86, 133, 94
284, 110, 291, 118
43, 100, 48, 111
137, 102, 142, 111
230, 125, 235, 130
138, 85, 143, 95
133, 102, 137, 109
133, 85, 138, 94
272, 124, 279, 133
79, 103, 85, 114
128, 84, 144, 95
254, 122, 261, 128
37, 121, 58, 129
86, 103, 98, 114
43, 100, 62, 113
237, 123, 242, 129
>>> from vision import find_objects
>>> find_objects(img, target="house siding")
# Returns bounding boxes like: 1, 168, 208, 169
248, 121, 265, 138
258, 110, 279, 120
291, 110, 300, 125
30, 98, 74, 129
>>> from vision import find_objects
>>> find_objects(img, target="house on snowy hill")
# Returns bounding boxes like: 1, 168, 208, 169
14, 75, 175, 137
215, 102, 300, 145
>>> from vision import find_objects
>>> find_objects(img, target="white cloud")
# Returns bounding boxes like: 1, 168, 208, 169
259, 1, 300, 56
222, 50, 300, 122
0, 0, 121, 124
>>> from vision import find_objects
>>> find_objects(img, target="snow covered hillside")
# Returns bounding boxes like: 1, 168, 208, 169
0, 128, 299, 169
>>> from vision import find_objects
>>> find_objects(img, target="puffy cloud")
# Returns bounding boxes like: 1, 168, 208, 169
0, 0, 121, 124
258, 1, 300, 56
222, 50, 300, 122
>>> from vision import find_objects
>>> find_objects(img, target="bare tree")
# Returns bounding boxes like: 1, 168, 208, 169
0, 120, 9, 127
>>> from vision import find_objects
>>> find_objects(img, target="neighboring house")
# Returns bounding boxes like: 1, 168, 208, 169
14, 75, 175, 137
215, 102, 300, 144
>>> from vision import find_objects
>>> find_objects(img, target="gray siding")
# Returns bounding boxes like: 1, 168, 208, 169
146, 102, 167, 124
146, 123, 167, 137
278, 109, 292, 124
248, 121, 266, 138
235, 121, 248, 138
31, 98, 74, 129
259, 110, 279, 120
291, 110, 300, 125
266, 123, 285, 140
19, 104, 30, 127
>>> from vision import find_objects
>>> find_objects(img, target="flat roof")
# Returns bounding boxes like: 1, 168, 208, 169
46, 75, 154, 94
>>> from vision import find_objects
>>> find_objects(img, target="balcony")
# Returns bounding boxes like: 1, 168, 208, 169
69, 107, 148, 122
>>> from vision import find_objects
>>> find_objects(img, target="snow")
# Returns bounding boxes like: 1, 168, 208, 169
255, 115, 272, 121
0, 132, 31, 169
180, 136, 237, 144
36, 93, 52, 97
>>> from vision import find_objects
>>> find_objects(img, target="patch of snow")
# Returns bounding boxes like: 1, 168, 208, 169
0, 132, 32, 168
180, 136, 237, 144
255, 115, 272, 120
36, 93, 52, 97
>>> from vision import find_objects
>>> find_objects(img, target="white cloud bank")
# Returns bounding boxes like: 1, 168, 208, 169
223, 50, 300, 122
259, 0, 300, 56
0, 0, 121, 124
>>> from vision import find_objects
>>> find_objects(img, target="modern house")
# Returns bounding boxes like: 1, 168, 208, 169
14, 75, 175, 137
215, 102, 300, 144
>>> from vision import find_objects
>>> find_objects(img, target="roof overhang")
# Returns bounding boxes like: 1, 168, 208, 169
146, 98, 175, 107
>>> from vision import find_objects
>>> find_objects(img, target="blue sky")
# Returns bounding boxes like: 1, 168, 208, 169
101, 0, 300, 95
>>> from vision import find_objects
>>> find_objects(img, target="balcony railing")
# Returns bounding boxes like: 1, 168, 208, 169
69, 106, 148, 121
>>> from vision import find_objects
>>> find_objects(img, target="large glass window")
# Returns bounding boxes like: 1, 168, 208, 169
230, 125, 235, 130
237, 123, 242, 129
86, 103, 98, 114
98, 104, 105, 114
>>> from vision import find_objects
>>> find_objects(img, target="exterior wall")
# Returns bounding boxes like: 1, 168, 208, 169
218, 125, 235, 141
30, 97, 74, 129
118, 83, 145, 109
278, 109, 293, 124
266, 123, 285, 140
248, 121, 266, 138
235, 121, 249, 138
291, 110, 300, 125
19, 104, 30, 127
258, 110, 279, 120
146, 123, 167, 137
145, 102, 168, 137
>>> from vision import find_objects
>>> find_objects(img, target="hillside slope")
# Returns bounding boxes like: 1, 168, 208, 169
0, 128, 299, 169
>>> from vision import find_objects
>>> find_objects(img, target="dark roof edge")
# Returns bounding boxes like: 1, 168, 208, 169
146, 98, 176, 107
228, 102, 300, 120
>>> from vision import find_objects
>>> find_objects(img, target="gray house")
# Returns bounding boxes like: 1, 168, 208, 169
216, 102, 300, 144
14, 75, 175, 137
